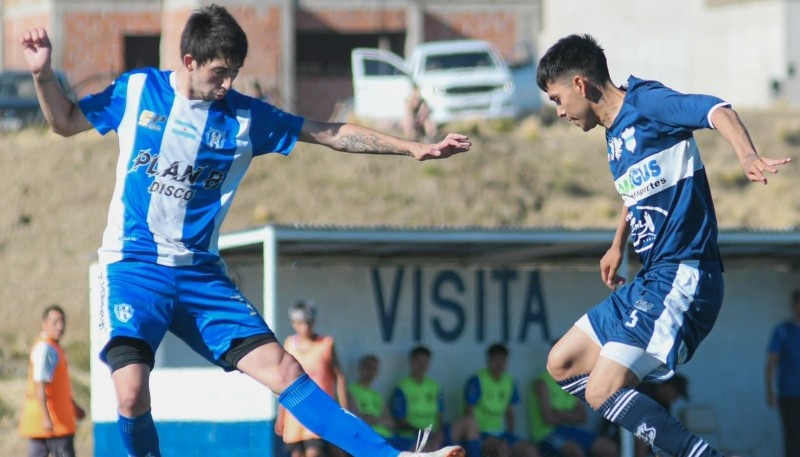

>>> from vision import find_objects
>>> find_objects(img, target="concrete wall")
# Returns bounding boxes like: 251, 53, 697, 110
538, 0, 797, 109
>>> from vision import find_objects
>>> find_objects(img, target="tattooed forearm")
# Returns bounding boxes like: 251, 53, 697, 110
335, 133, 404, 155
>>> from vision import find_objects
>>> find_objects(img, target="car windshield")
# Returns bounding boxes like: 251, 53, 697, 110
423, 51, 496, 72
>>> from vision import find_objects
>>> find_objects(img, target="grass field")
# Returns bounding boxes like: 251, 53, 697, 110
1, 109, 799, 455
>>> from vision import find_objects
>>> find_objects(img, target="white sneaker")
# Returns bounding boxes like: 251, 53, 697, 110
397, 445, 464, 457
396, 426, 465, 457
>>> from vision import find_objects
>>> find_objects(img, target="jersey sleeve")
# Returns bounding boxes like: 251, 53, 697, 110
390, 387, 407, 419
30, 341, 58, 383
510, 382, 520, 406
249, 100, 304, 157
78, 71, 135, 135
627, 76, 730, 130
464, 375, 481, 406
768, 324, 786, 354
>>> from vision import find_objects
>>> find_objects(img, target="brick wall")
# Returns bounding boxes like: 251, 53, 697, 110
424, 10, 520, 57
62, 10, 161, 96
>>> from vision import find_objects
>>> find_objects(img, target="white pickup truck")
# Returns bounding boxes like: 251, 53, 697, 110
351, 39, 539, 125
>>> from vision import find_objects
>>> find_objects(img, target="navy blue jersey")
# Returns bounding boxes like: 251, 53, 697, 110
79, 68, 304, 266
607, 76, 730, 270
768, 321, 800, 397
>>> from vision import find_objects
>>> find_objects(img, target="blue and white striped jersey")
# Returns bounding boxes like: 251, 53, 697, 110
607, 76, 728, 270
79, 68, 304, 266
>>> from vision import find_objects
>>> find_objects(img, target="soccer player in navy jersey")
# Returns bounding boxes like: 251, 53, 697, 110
19, 5, 469, 457
535, 34, 790, 457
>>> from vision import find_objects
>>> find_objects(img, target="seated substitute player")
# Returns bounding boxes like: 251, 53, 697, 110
461, 343, 539, 457
535, 34, 790, 457
529, 369, 618, 457
19, 5, 470, 457
347, 354, 396, 442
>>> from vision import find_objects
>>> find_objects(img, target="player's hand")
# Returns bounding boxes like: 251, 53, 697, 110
600, 246, 626, 290
741, 153, 791, 184
413, 133, 471, 160
20, 28, 53, 77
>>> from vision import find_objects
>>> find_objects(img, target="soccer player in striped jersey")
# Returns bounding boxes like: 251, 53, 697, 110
19, 5, 470, 457
536, 34, 790, 457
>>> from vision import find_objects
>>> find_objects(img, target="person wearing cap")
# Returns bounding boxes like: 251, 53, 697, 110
276, 300, 348, 457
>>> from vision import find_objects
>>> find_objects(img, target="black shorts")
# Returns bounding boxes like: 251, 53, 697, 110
27, 435, 76, 457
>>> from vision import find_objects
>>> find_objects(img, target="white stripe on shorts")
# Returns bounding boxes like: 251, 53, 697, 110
646, 260, 700, 362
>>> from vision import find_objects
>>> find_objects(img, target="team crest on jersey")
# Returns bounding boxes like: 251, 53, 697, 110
622, 127, 637, 152
635, 422, 656, 445
608, 137, 623, 162
113, 303, 134, 323
138, 110, 167, 131
205, 128, 227, 149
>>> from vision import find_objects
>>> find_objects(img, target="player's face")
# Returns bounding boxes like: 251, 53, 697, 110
358, 358, 379, 383
487, 353, 507, 376
188, 56, 241, 101
545, 76, 599, 132
291, 319, 314, 337
41, 310, 65, 341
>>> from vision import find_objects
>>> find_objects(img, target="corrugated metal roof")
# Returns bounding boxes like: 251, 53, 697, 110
218, 224, 800, 268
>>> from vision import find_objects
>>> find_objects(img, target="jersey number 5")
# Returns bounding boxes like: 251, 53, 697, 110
624, 310, 639, 328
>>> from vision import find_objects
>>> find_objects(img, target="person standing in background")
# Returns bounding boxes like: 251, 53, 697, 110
19, 305, 86, 457
277, 300, 348, 457
766, 291, 800, 457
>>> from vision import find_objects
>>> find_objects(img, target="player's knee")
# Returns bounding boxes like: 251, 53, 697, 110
546, 349, 571, 381
584, 380, 615, 410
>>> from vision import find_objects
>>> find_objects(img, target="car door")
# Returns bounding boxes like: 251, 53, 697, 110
351, 48, 412, 121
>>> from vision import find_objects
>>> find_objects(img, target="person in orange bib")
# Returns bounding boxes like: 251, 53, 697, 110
19, 305, 85, 457
276, 300, 348, 457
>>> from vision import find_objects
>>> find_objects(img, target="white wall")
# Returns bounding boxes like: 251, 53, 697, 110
538, 0, 793, 109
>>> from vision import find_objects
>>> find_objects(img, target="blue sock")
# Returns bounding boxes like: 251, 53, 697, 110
557, 374, 589, 402
599, 388, 722, 457
118, 410, 161, 457
279, 374, 399, 457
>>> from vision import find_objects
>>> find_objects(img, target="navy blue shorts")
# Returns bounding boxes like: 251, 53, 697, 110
97, 259, 272, 370
576, 261, 723, 380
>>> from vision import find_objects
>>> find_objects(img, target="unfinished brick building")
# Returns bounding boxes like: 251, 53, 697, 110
2, 0, 538, 119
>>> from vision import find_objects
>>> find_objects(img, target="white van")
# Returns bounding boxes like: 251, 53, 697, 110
351, 39, 521, 125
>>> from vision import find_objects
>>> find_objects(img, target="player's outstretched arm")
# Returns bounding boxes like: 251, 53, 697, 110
299, 119, 470, 161
20, 28, 91, 137
711, 107, 791, 184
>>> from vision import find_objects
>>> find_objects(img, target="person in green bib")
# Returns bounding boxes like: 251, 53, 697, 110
528, 369, 618, 457
462, 343, 539, 457
348, 355, 395, 441
391, 346, 446, 452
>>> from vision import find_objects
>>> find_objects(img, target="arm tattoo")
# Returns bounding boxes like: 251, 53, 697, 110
335, 133, 403, 155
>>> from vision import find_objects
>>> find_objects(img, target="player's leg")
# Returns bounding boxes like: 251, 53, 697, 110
546, 323, 603, 402
179, 265, 464, 457
100, 261, 174, 457
588, 349, 722, 457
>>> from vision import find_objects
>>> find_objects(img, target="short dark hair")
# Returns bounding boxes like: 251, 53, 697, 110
181, 4, 248, 67
487, 342, 509, 358
536, 34, 611, 91
42, 304, 65, 321
409, 345, 431, 359
359, 354, 379, 366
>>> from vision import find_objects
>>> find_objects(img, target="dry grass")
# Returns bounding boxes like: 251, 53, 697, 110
1, 109, 799, 454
